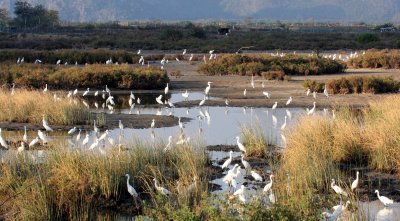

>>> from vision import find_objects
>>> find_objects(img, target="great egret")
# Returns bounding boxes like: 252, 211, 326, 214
93, 120, 99, 134
0, 128, 8, 149
98, 130, 109, 141
156, 95, 163, 105
331, 179, 348, 196
204, 82, 212, 96
262, 91, 270, 99
164, 83, 169, 95
306, 88, 311, 96
125, 174, 138, 197
56, 59, 61, 65
263, 174, 274, 193
153, 178, 171, 196
178, 117, 183, 129
272, 114, 277, 127
271, 102, 278, 110
286, 97, 292, 106
42, 116, 53, 132
351, 171, 359, 191
313, 91, 317, 99
67, 91, 72, 98
233, 185, 246, 203
241, 155, 251, 170
68, 127, 77, 135
221, 150, 233, 169
324, 85, 329, 97
375, 190, 394, 206
119, 120, 124, 130
76, 129, 81, 141
82, 88, 89, 96
223, 164, 241, 189
94, 91, 99, 96
189, 54, 193, 61
164, 136, 173, 151
225, 99, 229, 106
243, 89, 247, 97
199, 96, 206, 106
73, 88, 78, 96
323, 201, 350, 220
280, 116, 287, 131
251, 170, 263, 182
307, 102, 316, 115
236, 136, 246, 153
151, 119, 155, 129
43, 84, 48, 93
250, 75, 255, 88
27, 138, 40, 149
88, 138, 99, 150
23, 126, 28, 142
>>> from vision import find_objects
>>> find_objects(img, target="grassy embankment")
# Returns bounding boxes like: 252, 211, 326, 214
0, 64, 169, 90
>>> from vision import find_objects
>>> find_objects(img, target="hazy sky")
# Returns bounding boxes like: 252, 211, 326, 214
1, 0, 400, 22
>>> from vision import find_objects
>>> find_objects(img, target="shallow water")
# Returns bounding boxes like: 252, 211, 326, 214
360, 201, 400, 221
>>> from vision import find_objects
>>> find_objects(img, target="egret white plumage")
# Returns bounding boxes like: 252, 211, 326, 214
82, 88, 89, 96
42, 116, 53, 132
351, 171, 359, 191
241, 155, 251, 170
17, 142, 25, 153
0, 128, 8, 149
233, 185, 246, 203
324, 85, 329, 97
251, 170, 263, 182
88, 138, 99, 150
67, 91, 72, 98
307, 102, 316, 115
93, 120, 99, 134
331, 179, 348, 196
313, 91, 317, 99
151, 119, 155, 129
281, 116, 287, 131
119, 120, 124, 130
221, 150, 233, 169
250, 75, 255, 88
243, 89, 247, 97
29, 137, 40, 147
73, 88, 78, 96
82, 134, 89, 146
204, 82, 212, 96
199, 96, 206, 106
68, 127, 77, 135
43, 84, 48, 93
263, 174, 274, 193
306, 88, 311, 96
125, 174, 138, 197
164, 83, 169, 95
182, 90, 189, 100
178, 117, 183, 129
38, 130, 49, 144
375, 190, 394, 206
156, 95, 163, 105
98, 130, 109, 141
262, 91, 270, 99
271, 102, 277, 110
23, 126, 28, 142
286, 96, 292, 106
225, 99, 229, 106
164, 136, 173, 151
94, 90, 99, 96
236, 136, 246, 153
153, 178, 171, 196
76, 129, 81, 141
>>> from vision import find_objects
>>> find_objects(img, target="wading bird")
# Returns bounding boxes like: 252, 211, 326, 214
263, 174, 274, 193
125, 174, 138, 197
236, 136, 246, 153
331, 179, 348, 197
0, 128, 8, 149
153, 178, 171, 196
221, 151, 233, 169
286, 97, 292, 106
375, 190, 394, 206
42, 116, 53, 132
351, 171, 359, 191
82, 88, 89, 96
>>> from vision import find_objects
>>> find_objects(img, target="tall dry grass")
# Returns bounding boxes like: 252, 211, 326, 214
0, 89, 90, 125
0, 140, 208, 220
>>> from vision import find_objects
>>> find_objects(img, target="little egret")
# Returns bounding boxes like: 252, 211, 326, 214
221, 151, 233, 169
236, 136, 246, 153
153, 178, 171, 196
375, 190, 394, 206
156, 95, 163, 105
241, 155, 251, 170
42, 116, 53, 132
68, 127, 77, 135
313, 91, 317, 99
82, 88, 89, 96
73, 88, 78, 96
76, 129, 81, 141
351, 171, 359, 191
225, 99, 229, 106
0, 128, 8, 149
263, 174, 274, 193
204, 82, 212, 96
23, 126, 28, 142
250, 75, 255, 88
286, 109, 292, 119
307, 102, 316, 115
251, 170, 263, 182
29, 137, 39, 147
98, 130, 109, 141
93, 120, 99, 134
331, 179, 348, 197
125, 174, 138, 197
178, 117, 183, 129
271, 102, 277, 110
119, 120, 124, 130
164, 83, 169, 95
324, 85, 329, 97
286, 97, 292, 106
262, 91, 270, 99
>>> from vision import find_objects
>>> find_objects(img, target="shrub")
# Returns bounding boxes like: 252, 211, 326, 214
347, 50, 400, 69
356, 33, 379, 44
262, 70, 288, 81
325, 76, 400, 94
303, 79, 324, 92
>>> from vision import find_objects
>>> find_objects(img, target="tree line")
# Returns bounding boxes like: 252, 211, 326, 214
0, 1, 60, 30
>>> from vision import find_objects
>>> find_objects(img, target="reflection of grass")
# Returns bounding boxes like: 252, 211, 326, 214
0, 89, 90, 125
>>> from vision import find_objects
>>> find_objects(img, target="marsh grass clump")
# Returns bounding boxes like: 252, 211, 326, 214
240, 124, 271, 158
327, 76, 400, 94
0, 64, 169, 90
0, 141, 208, 220
198, 54, 346, 76
348, 49, 400, 69
0, 89, 90, 125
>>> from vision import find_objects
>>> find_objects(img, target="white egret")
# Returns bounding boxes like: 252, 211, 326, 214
164, 136, 173, 151
251, 170, 263, 182
164, 83, 169, 95
331, 179, 348, 196
286, 109, 292, 120
56, 59, 61, 65
199, 96, 206, 106
29, 137, 39, 147
98, 130, 109, 141
73, 88, 78, 96
221, 150, 233, 169
94, 91, 99, 96
68, 127, 77, 135
17, 142, 25, 153
307, 102, 316, 115
151, 119, 155, 129
182, 49, 187, 55
189, 54, 193, 61
88, 138, 99, 150
375, 190, 394, 206
306, 88, 311, 96
82, 88, 89, 96
263, 174, 274, 193
153, 178, 171, 196
82, 134, 89, 146
38, 130, 49, 144
324, 85, 329, 97
236, 136, 246, 153
243, 89, 247, 97
250, 75, 255, 88
76, 129, 81, 141
178, 117, 183, 129
323, 201, 350, 220
105, 85, 110, 93
313, 91, 317, 99
42, 116, 53, 132
286, 96, 292, 106
93, 120, 99, 134
271, 102, 277, 110
43, 84, 48, 93
204, 82, 212, 96
67, 91, 72, 98
137, 49, 141, 55
261, 82, 265, 88
262, 91, 270, 99
272, 114, 277, 127
280, 116, 287, 131
167, 100, 175, 108
182, 90, 189, 100
241, 155, 251, 170
0, 128, 8, 149
23, 126, 28, 142
119, 120, 124, 130
351, 171, 359, 191
125, 174, 138, 197
281, 134, 287, 147
225, 99, 229, 106
233, 185, 246, 203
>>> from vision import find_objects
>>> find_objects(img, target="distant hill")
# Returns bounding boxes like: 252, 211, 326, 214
1, 0, 400, 22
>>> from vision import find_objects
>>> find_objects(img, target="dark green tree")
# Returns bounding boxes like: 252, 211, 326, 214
13, 1, 59, 28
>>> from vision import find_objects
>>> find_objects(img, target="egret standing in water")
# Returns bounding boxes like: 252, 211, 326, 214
280, 116, 287, 131
0, 128, 8, 149
151, 119, 155, 130
82, 88, 90, 96
204, 82, 212, 97
42, 115, 53, 132
271, 102, 278, 110
164, 83, 169, 95
221, 151, 233, 169
307, 102, 316, 115
236, 136, 247, 153
375, 190, 394, 206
